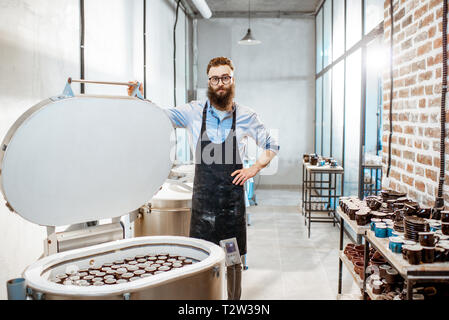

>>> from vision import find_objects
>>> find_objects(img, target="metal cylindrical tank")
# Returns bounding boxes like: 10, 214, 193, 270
134, 181, 193, 237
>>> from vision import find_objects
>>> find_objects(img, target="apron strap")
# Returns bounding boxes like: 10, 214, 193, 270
200, 102, 208, 137
232, 104, 237, 164
201, 101, 238, 164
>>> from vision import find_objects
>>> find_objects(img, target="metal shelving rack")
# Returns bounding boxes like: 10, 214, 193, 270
302, 161, 344, 238
336, 207, 370, 299
361, 164, 383, 197
336, 206, 449, 300
364, 229, 449, 300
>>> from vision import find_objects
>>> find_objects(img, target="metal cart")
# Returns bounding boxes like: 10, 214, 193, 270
303, 163, 344, 238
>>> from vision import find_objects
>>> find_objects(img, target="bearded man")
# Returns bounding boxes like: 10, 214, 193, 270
129, 56, 279, 300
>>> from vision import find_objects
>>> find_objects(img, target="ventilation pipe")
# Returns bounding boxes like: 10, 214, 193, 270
191, 0, 212, 19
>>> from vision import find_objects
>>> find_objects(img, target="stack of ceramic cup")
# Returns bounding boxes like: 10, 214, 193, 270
339, 197, 366, 221
374, 220, 394, 238
404, 216, 429, 242
418, 232, 438, 264
365, 195, 382, 210
441, 211, 449, 235
355, 208, 371, 226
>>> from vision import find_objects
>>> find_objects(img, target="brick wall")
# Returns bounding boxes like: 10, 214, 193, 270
382, 0, 449, 207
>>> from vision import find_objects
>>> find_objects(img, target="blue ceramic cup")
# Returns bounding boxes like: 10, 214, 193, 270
387, 227, 394, 237
389, 237, 403, 253
375, 225, 387, 238
7, 278, 26, 300
391, 231, 401, 237
371, 218, 382, 231
430, 223, 441, 232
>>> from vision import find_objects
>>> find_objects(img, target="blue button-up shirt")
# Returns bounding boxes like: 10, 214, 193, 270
163, 100, 279, 160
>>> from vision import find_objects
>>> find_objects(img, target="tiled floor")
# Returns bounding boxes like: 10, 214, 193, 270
241, 187, 361, 300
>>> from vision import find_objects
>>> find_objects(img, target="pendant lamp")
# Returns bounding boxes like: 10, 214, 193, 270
238, 0, 261, 45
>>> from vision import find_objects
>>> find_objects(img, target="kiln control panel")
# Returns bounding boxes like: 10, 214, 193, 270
219, 238, 241, 266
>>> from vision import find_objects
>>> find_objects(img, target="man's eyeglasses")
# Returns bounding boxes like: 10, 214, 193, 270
208, 75, 232, 86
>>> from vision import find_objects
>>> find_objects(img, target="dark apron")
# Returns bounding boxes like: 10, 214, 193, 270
189, 103, 247, 256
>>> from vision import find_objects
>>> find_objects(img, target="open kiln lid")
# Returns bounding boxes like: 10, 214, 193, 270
0, 95, 174, 226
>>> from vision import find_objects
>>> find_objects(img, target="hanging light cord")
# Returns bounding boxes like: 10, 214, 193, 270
436, 0, 447, 208
173, 0, 181, 106
386, 0, 394, 178
248, 0, 251, 29
143, 0, 147, 99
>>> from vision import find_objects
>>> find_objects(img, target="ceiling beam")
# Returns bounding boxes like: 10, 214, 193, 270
206, 10, 315, 19
315, 0, 325, 15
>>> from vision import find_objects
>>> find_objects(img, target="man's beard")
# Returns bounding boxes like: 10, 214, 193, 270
207, 83, 235, 110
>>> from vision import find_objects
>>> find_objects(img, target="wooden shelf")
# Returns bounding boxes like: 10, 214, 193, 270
365, 283, 384, 300
337, 293, 363, 300
305, 163, 344, 173
339, 249, 390, 300
365, 229, 449, 278
336, 207, 369, 235
339, 251, 363, 289
362, 164, 383, 169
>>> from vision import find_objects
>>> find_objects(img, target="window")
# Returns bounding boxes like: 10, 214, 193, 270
322, 70, 332, 157
314, 0, 384, 197
323, 0, 332, 67
344, 48, 362, 196
365, 36, 385, 157
364, 0, 384, 35
333, 0, 345, 60
346, 0, 362, 49
315, 77, 323, 155
331, 60, 344, 164
316, 9, 323, 73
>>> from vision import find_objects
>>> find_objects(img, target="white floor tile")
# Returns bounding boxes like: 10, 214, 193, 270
242, 187, 357, 300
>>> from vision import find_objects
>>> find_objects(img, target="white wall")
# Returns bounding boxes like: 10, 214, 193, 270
0, 0, 80, 300
84, 0, 143, 95
0, 0, 190, 299
147, 0, 188, 107
197, 18, 315, 186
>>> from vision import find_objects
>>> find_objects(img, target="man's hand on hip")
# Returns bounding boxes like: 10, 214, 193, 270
231, 165, 261, 186
231, 150, 277, 185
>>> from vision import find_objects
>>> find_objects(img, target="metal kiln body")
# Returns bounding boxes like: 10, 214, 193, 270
23, 236, 225, 300
0, 92, 225, 299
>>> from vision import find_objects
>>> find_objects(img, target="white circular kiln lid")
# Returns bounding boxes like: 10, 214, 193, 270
0, 96, 174, 226
152, 182, 193, 201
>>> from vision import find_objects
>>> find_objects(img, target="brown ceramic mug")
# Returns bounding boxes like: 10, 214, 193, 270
402, 244, 415, 260
442, 223, 449, 236
352, 257, 364, 266
418, 232, 437, 247
353, 261, 365, 279
379, 264, 391, 278
372, 280, 383, 295
441, 211, 449, 223
347, 207, 358, 220
356, 212, 369, 226
354, 244, 365, 255
421, 246, 435, 264
407, 246, 422, 265
385, 268, 398, 284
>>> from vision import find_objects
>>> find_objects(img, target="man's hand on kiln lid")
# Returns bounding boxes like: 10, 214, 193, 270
127, 81, 144, 97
